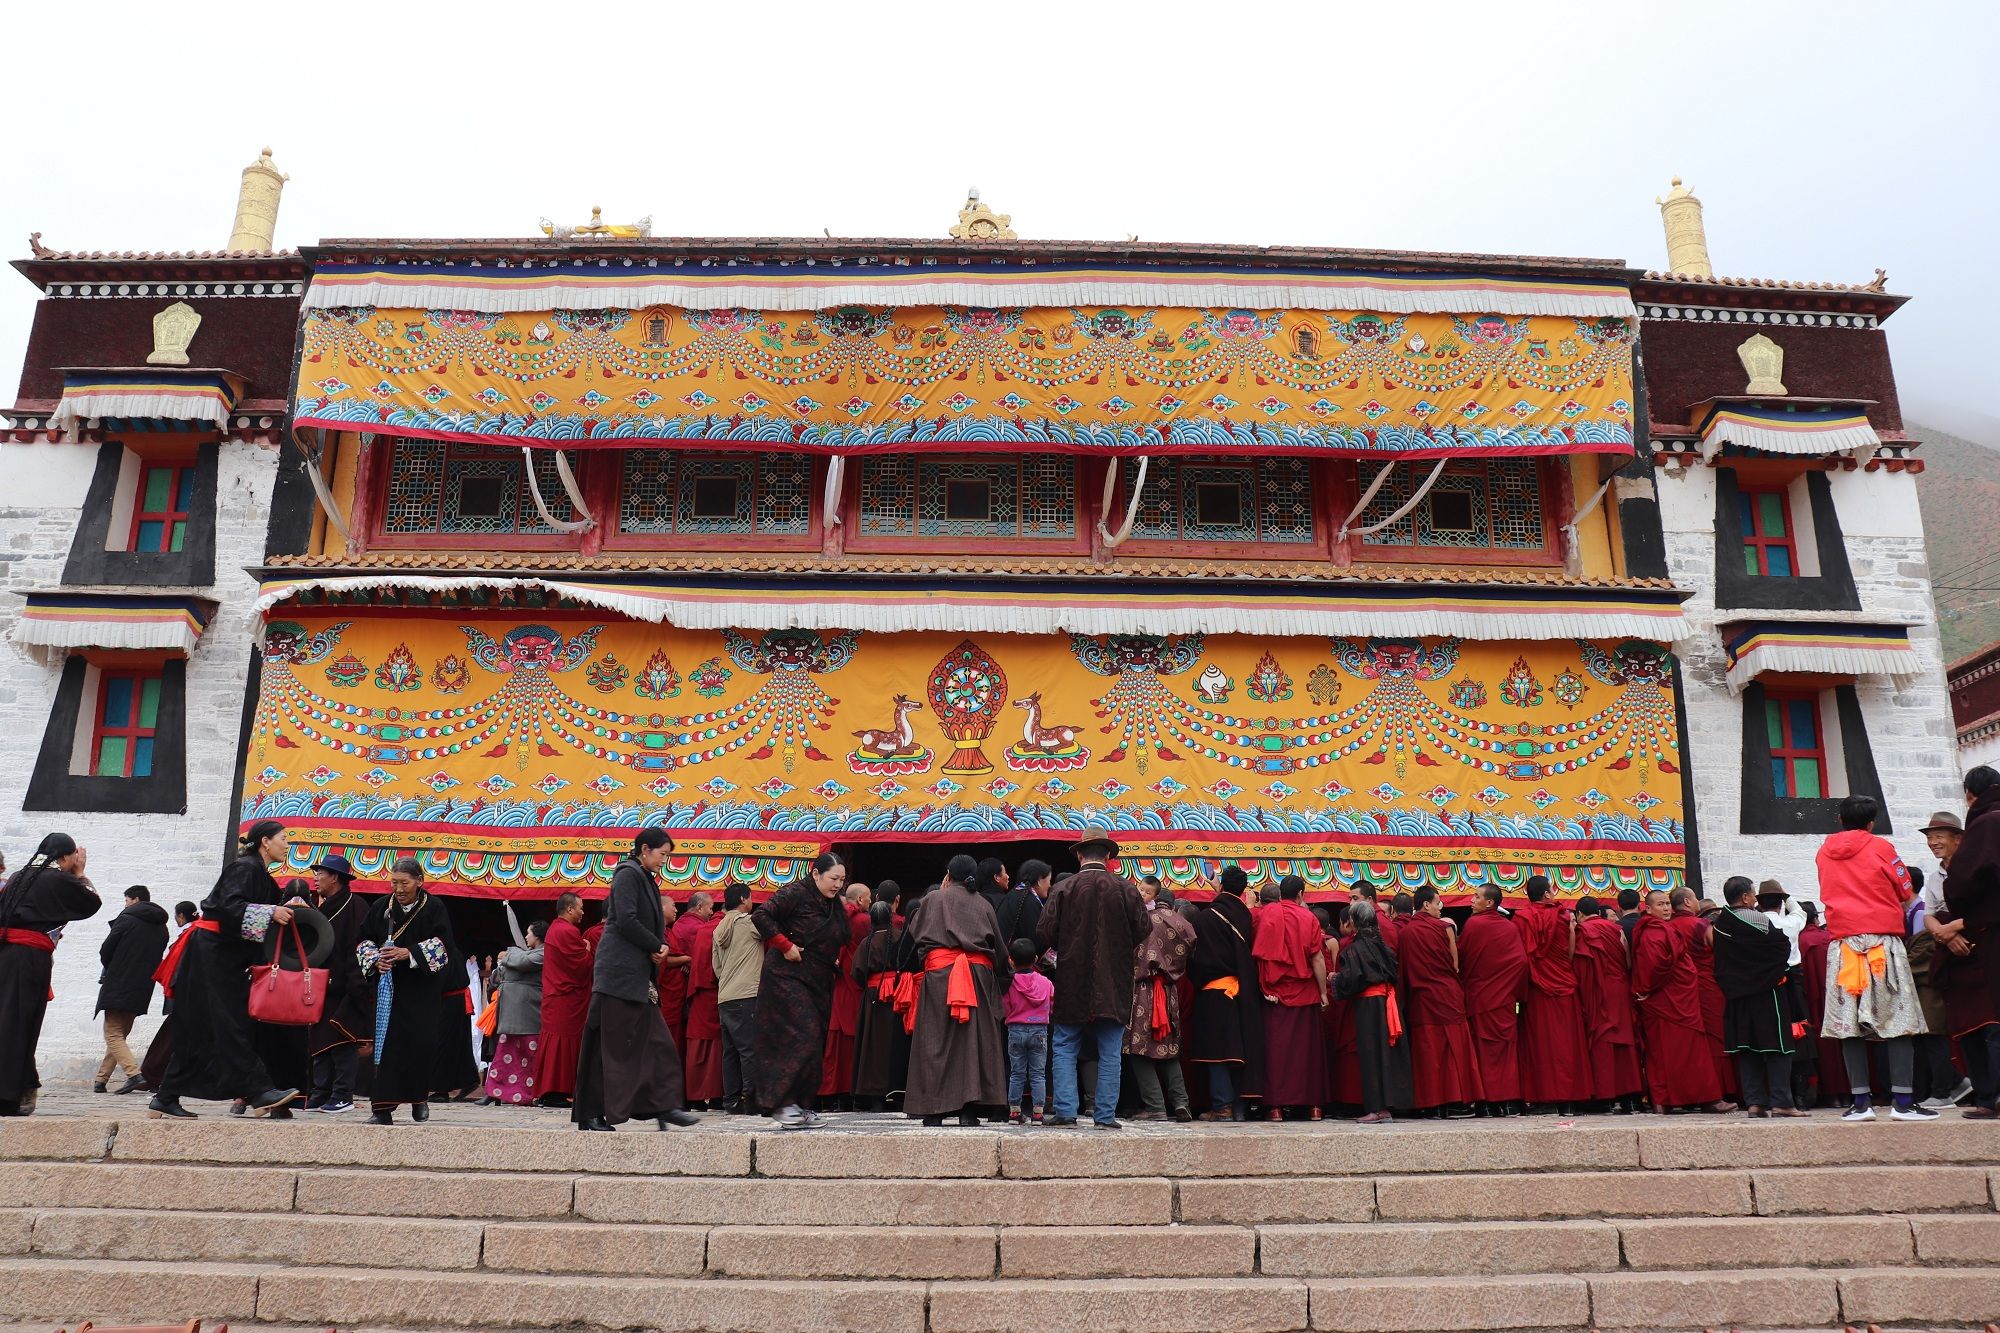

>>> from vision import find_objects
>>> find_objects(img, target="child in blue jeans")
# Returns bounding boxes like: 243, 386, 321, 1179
1003, 938, 1053, 1123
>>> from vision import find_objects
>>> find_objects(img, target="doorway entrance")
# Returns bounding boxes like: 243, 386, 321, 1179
833, 838, 1075, 894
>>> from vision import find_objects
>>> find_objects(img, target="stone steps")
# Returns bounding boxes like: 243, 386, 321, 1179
6, 1206, 1998, 1280
1, 1256, 1996, 1332
0, 1114, 1991, 1333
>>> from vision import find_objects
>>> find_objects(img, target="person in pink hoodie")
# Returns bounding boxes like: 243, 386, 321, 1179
1814, 794, 1936, 1122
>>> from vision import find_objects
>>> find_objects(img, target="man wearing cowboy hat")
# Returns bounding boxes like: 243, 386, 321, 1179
1036, 829, 1149, 1128
306, 855, 371, 1113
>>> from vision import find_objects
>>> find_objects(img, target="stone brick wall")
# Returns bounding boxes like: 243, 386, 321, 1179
0, 438, 276, 1080
1657, 461, 1964, 898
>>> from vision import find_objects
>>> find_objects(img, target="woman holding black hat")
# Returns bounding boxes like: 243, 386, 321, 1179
0, 833, 102, 1116
151, 821, 307, 1119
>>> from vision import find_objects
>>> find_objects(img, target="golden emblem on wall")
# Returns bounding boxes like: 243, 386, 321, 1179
948, 188, 1016, 241
146, 301, 201, 365
1737, 333, 1787, 396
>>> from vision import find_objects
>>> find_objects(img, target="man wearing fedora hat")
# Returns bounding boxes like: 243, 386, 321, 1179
306, 855, 371, 1114
1037, 829, 1149, 1128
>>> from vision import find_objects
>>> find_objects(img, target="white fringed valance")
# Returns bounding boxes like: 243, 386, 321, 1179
1721, 622, 1920, 693
1699, 408, 1881, 461
254, 574, 1691, 644
303, 269, 1639, 320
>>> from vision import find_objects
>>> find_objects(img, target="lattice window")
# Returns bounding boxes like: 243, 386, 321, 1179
617, 449, 813, 538
860, 456, 915, 536
860, 454, 1077, 541
1121, 456, 1316, 545
1358, 457, 1545, 551
381, 439, 573, 536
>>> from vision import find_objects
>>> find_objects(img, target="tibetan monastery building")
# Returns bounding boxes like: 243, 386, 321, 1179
5, 178, 1965, 953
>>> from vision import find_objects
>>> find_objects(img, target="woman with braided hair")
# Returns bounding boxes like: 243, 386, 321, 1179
0, 833, 101, 1115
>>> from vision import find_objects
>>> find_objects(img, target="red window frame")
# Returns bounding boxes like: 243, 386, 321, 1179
1739, 484, 1800, 578
842, 453, 1093, 557
366, 438, 589, 552
600, 448, 825, 554
1765, 690, 1828, 800
128, 462, 193, 553
90, 667, 163, 778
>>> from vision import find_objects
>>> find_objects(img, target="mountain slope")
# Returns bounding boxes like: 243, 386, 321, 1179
1910, 418, 2000, 660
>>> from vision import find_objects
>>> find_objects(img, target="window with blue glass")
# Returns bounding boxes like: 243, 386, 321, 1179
1739, 486, 1798, 578
91, 670, 162, 778
128, 464, 194, 553
1765, 691, 1826, 799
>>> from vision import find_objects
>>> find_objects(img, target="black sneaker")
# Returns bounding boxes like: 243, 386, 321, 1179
1044, 1116, 1079, 1126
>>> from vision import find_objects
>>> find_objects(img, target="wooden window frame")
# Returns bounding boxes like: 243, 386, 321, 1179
127, 461, 195, 553
1738, 483, 1800, 579
842, 452, 1093, 557
1343, 457, 1566, 568
1765, 689, 1829, 801
1112, 456, 1336, 560
364, 438, 589, 553
90, 667, 163, 779
600, 448, 825, 554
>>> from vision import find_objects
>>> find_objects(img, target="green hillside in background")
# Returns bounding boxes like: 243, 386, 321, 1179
1911, 419, 2000, 661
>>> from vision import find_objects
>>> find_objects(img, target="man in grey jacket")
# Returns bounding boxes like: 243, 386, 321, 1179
573, 827, 700, 1131
711, 882, 764, 1113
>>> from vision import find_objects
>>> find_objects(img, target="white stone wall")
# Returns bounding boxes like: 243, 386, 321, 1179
1656, 460, 1964, 899
1963, 730, 2000, 771
0, 437, 276, 1082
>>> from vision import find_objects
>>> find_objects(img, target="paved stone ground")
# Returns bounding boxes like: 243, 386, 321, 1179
24, 1080, 1742, 1137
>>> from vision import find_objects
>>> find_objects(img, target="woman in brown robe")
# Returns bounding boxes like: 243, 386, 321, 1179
1125, 879, 1197, 1120
751, 853, 852, 1129
904, 854, 1008, 1126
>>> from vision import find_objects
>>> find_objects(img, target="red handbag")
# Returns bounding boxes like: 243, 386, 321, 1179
248, 918, 327, 1026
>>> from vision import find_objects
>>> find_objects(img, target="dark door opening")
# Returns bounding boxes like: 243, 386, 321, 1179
833, 838, 1074, 896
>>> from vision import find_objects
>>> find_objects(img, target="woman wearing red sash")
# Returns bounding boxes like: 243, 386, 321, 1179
0, 833, 101, 1116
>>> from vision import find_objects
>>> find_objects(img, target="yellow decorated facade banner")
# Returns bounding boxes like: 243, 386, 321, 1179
292, 303, 1635, 457
243, 613, 1685, 900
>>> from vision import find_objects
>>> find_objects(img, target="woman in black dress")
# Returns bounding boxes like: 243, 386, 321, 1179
0, 833, 102, 1115
151, 821, 305, 1119
358, 857, 457, 1124
751, 853, 851, 1129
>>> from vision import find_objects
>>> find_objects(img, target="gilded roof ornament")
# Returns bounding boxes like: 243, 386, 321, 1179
539, 207, 653, 239
1737, 333, 1787, 396
1655, 176, 1713, 279
949, 188, 1016, 241
147, 301, 201, 366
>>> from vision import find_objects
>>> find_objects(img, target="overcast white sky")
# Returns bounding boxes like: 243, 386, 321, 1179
3, 1, 1993, 431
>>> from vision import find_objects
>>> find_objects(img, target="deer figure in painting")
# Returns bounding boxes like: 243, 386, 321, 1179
853, 694, 924, 757
1013, 692, 1079, 753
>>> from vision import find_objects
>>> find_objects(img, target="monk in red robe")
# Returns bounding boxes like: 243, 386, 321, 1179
1398, 886, 1481, 1114
1574, 897, 1643, 1111
1252, 875, 1329, 1118
683, 907, 724, 1104
1514, 876, 1593, 1111
1797, 904, 1848, 1103
818, 889, 872, 1101
530, 893, 591, 1104
1458, 884, 1528, 1114
1669, 888, 1738, 1099
1631, 890, 1735, 1112
656, 895, 692, 1052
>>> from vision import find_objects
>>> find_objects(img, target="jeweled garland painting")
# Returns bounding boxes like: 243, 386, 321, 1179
241, 616, 1685, 900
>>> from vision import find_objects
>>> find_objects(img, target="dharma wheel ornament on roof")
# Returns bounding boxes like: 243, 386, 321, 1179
949, 188, 1016, 241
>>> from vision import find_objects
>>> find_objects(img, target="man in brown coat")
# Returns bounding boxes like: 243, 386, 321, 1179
1037, 830, 1149, 1128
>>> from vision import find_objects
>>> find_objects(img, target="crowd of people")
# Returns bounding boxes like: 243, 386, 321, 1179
1, 766, 1996, 1129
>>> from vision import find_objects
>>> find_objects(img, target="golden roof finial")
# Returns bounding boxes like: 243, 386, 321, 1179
227, 147, 287, 252
538, 206, 653, 239
1655, 176, 1713, 279
949, 187, 1016, 241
